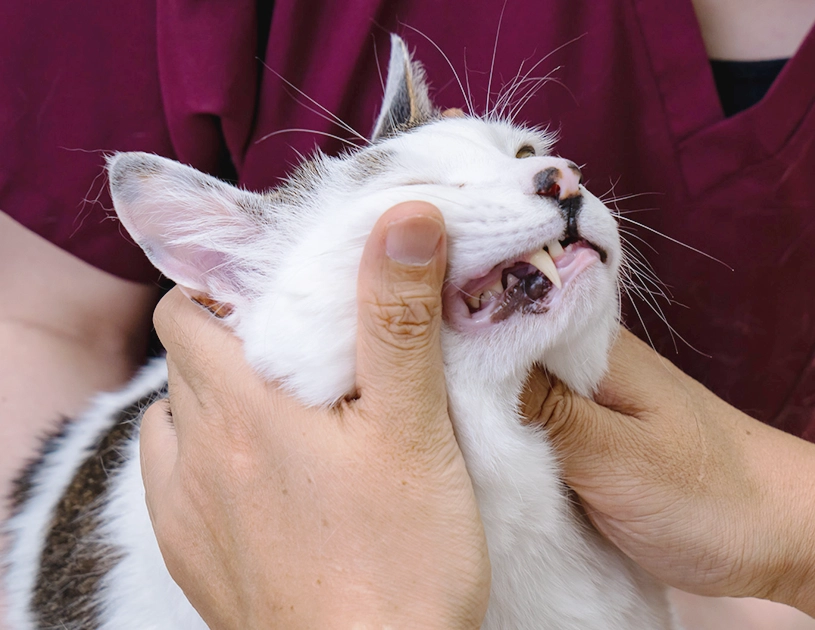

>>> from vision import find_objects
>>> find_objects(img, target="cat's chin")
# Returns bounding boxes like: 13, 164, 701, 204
443, 239, 604, 334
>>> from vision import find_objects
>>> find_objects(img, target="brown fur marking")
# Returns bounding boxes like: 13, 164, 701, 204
32, 390, 163, 629
7, 416, 73, 517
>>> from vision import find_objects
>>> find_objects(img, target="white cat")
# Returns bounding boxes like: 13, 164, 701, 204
3, 35, 677, 629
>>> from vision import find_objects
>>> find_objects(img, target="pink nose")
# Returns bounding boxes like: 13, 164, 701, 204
534, 160, 582, 200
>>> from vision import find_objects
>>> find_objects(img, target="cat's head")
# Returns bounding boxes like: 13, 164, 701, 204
109, 34, 621, 404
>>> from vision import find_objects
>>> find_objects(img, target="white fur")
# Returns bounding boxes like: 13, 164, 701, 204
4, 38, 680, 629
3, 360, 170, 629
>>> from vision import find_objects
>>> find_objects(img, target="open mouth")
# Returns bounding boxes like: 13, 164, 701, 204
444, 237, 606, 332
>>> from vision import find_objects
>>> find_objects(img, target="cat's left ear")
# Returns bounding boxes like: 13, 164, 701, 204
108, 152, 273, 316
371, 34, 435, 141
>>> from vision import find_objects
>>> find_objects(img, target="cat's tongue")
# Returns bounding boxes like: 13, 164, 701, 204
444, 241, 600, 332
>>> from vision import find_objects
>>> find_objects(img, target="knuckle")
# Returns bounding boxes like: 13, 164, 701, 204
365, 287, 441, 348
531, 377, 573, 429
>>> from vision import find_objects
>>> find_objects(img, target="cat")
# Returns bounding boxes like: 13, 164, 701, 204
3, 35, 678, 629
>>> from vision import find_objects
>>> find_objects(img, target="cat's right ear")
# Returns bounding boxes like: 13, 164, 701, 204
108, 152, 271, 315
371, 34, 435, 141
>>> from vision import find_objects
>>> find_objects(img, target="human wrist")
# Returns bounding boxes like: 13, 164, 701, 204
312, 565, 487, 630
234, 584, 485, 630
740, 420, 815, 616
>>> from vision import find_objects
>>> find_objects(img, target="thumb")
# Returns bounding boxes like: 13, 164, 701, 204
522, 366, 633, 483
355, 201, 447, 420
139, 399, 178, 528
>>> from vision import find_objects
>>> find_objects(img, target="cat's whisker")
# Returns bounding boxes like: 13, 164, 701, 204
277, 86, 369, 146
485, 0, 509, 117
497, 61, 563, 119
597, 176, 623, 204
616, 214, 734, 271
600, 192, 664, 205
497, 34, 586, 121
620, 272, 671, 353
463, 48, 475, 118
509, 74, 576, 122
254, 128, 360, 149
620, 237, 676, 300
620, 228, 660, 256
621, 263, 672, 304
257, 58, 370, 145
613, 207, 660, 216
506, 76, 564, 123
493, 54, 542, 117
401, 23, 475, 115
620, 249, 711, 357
628, 281, 705, 356
493, 74, 559, 119
495, 58, 557, 118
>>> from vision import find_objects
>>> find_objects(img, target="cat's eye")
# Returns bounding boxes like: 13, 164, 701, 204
515, 145, 536, 159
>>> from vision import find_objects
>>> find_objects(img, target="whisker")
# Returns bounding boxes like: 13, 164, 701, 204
617, 215, 734, 270
601, 191, 664, 204
494, 73, 559, 118
257, 58, 369, 144
486, 0, 509, 116
254, 128, 360, 149
619, 228, 661, 256
499, 34, 586, 119
401, 23, 474, 114
463, 48, 475, 116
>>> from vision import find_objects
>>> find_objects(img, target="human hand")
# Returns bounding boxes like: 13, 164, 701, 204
139, 202, 490, 630
523, 328, 815, 616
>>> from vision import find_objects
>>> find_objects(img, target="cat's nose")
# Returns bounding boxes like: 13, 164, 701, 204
533, 161, 582, 200
534, 161, 583, 240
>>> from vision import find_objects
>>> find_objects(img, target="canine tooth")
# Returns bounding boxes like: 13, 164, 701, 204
505, 273, 520, 288
547, 240, 564, 258
489, 280, 503, 294
529, 249, 562, 289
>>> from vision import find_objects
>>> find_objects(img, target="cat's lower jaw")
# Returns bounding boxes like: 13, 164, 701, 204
445, 372, 678, 630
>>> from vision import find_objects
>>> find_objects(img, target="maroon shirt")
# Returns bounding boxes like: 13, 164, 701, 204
2, 1, 814, 437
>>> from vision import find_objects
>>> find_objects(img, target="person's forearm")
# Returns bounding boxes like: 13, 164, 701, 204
0, 213, 159, 523
745, 417, 815, 616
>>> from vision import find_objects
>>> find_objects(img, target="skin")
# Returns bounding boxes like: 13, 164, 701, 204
691, 0, 815, 60
0, 212, 158, 627
140, 203, 490, 629
5, 3, 815, 627
140, 203, 815, 627
524, 332, 815, 619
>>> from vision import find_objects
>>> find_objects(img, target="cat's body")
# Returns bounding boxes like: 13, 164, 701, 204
4, 36, 678, 629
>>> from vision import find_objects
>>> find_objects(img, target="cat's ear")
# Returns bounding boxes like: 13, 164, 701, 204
371, 34, 435, 141
108, 152, 270, 312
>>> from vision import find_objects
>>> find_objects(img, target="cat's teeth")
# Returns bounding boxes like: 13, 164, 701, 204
546, 240, 565, 258
529, 249, 562, 289
481, 287, 502, 303
488, 280, 503, 295
465, 295, 481, 311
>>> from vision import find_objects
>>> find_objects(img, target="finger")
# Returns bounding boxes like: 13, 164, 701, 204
594, 328, 683, 413
154, 286, 313, 442
524, 365, 637, 478
355, 201, 447, 419
140, 399, 178, 525
152, 287, 243, 390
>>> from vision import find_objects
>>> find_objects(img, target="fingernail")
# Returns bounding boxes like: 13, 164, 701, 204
385, 216, 443, 265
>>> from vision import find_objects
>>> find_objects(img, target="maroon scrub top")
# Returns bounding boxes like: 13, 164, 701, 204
2, 1, 814, 438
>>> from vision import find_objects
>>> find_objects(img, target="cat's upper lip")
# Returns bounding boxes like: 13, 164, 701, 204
443, 239, 604, 332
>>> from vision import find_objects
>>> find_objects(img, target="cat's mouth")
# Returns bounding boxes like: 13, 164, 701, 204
444, 238, 605, 332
